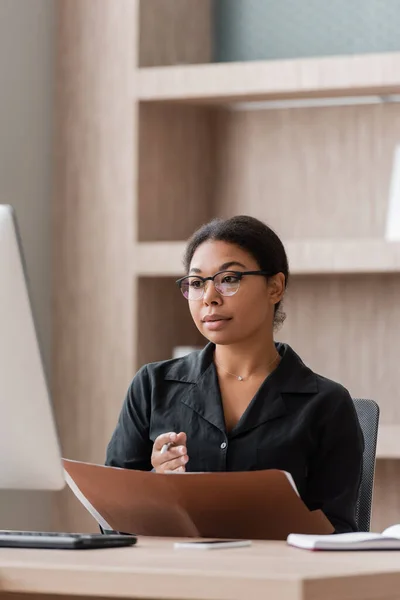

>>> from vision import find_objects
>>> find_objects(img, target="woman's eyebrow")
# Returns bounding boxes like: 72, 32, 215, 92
219, 261, 247, 270
189, 261, 247, 274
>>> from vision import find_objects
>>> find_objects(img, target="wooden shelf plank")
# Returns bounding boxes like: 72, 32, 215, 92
137, 52, 400, 105
377, 425, 400, 459
288, 239, 400, 275
135, 242, 186, 276
134, 240, 400, 277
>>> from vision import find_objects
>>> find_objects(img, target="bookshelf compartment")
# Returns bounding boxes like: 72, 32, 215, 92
137, 276, 205, 367
138, 104, 216, 241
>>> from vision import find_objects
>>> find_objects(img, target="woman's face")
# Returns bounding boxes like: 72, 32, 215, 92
187, 240, 285, 346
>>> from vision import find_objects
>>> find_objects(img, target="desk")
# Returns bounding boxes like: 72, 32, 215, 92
0, 538, 399, 600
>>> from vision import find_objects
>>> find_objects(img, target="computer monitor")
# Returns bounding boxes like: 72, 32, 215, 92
0, 205, 64, 490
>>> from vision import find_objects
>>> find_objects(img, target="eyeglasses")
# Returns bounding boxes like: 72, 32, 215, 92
176, 270, 273, 301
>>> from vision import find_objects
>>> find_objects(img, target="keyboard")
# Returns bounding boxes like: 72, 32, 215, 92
0, 530, 137, 550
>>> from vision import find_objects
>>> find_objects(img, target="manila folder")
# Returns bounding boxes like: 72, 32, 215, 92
62, 459, 334, 540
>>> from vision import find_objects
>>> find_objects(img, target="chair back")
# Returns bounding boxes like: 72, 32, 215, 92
353, 398, 380, 532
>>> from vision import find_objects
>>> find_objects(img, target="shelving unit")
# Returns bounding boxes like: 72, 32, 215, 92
54, 0, 400, 533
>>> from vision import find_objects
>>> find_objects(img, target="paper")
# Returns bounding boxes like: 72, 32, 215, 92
283, 471, 300, 496
63, 469, 112, 531
287, 530, 400, 551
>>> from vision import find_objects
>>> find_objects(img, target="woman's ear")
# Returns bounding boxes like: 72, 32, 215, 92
268, 273, 286, 305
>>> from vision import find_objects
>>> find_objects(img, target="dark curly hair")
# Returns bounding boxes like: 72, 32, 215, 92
183, 215, 289, 329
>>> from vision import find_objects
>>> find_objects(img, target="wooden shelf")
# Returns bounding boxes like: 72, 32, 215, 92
135, 242, 186, 277
134, 240, 400, 277
137, 52, 400, 105
377, 425, 400, 459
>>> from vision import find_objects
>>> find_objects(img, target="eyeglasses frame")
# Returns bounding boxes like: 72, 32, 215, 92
176, 269, 275, 300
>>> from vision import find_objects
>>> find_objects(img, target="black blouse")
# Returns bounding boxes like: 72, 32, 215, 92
106, 342, 364, 533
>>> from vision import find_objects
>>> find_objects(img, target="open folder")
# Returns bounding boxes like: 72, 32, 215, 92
62, 459, 334, 540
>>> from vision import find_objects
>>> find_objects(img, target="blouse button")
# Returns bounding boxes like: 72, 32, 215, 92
220, 442, 227, 450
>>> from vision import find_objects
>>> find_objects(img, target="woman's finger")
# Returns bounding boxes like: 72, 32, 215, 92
175, 431, 187, 446
162, 445, 187, 459
153, 446, 187, 468
160, 455, 188, 472
153, 432, 177, 451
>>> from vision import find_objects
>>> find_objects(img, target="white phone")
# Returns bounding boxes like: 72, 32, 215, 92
174, 539, 252, 550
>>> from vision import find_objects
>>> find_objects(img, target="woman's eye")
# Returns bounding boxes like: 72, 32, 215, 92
189, 279, 203, 288
222, 275, 239, 284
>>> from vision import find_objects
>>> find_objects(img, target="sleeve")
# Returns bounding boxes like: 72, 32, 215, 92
105, 365, 153, 471
305, 388, 364, 533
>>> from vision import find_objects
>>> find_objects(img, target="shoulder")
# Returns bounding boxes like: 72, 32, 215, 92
278, 343, 351, 399
313, 372, 356, 420
281, 345, 362, 448
309, 372, 363, 451
299, 367, 359, 436
278, 343, 355, 417
131, 343, 213, 387
314, 372, 352, 402
124, 346, 212, 413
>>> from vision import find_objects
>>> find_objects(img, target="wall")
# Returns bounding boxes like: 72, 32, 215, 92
214, 0, 400, 61
0, 0, 54, 529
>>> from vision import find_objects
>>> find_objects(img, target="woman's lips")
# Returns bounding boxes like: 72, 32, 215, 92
202, 316, 232, 331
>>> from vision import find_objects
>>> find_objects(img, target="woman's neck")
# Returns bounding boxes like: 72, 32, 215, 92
214, 335, 279, 380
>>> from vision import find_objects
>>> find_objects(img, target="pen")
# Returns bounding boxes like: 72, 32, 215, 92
161, 442, 172, 454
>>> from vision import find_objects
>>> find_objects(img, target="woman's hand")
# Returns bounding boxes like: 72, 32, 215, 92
151, 432, 188, 473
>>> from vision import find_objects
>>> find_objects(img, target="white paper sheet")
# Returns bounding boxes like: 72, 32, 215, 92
63, 469, 112, 531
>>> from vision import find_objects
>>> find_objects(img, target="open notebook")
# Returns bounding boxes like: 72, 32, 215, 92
287, 525, 400, 550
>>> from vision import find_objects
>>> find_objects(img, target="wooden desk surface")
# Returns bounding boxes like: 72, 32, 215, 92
0, 537, 399, 600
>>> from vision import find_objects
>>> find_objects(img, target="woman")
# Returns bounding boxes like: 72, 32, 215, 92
106, 215, 364, 533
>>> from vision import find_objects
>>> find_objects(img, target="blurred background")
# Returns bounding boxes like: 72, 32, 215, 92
1, 0, 400, 534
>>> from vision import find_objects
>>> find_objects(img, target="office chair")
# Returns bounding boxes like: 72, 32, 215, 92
352, 398, 380, 532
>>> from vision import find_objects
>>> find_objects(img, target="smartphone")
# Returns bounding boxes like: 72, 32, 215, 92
174, 539, 251, 550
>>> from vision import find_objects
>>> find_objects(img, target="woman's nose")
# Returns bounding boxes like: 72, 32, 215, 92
202, 280, 222, 305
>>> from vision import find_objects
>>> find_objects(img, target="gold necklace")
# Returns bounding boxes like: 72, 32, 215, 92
214, 352, 280, 382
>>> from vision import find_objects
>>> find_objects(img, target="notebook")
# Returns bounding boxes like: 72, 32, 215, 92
287, 525, 400, 550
